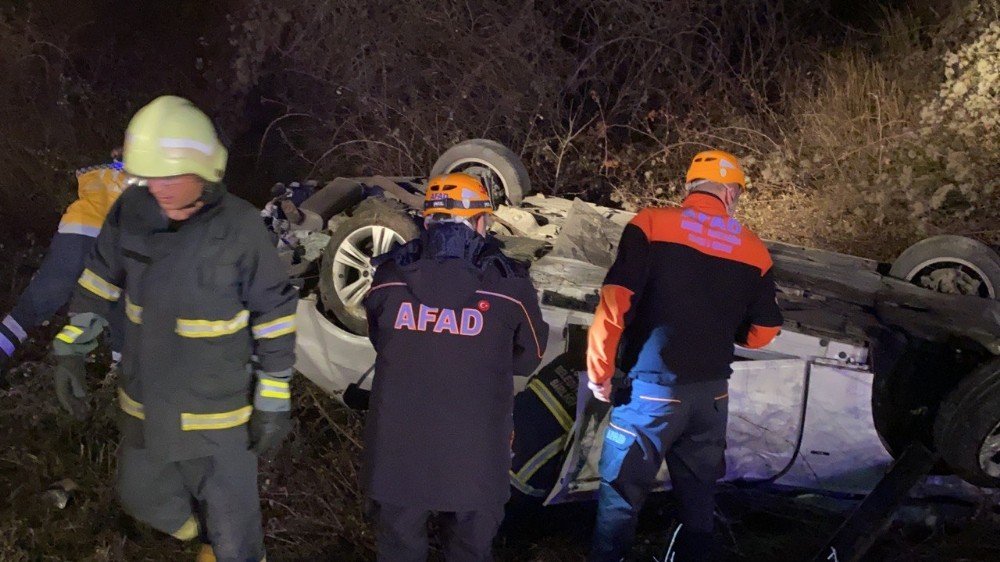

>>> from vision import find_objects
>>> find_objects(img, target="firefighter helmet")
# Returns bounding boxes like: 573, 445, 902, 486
123, 95, 228, 183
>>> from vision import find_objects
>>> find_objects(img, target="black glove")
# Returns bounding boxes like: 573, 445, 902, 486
249, 410, 292, 454
53, 354, 90, 421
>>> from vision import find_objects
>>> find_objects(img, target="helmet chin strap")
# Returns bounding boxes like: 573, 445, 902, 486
179, 182, 211, 209
425, 213, 491, 236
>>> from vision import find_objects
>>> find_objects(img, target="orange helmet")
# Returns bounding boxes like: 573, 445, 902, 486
685, 150, 746, 190
423, 172, 494, 219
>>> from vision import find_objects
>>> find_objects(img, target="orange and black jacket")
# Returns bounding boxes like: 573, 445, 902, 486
587, 192, 782, 386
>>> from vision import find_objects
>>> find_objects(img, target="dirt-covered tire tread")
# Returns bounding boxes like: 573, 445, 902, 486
430, 139, 531, 206
932, 357, 1000, 487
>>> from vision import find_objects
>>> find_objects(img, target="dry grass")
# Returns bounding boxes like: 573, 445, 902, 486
0, 356, 375, 562
1, 1, 999, 559
2, 338, 999, 561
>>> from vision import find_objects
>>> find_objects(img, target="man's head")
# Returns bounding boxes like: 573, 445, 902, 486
684, 150, 746, 213
122, 95, 227, 219
422, 172, 494, 235
147, 174, 206, 216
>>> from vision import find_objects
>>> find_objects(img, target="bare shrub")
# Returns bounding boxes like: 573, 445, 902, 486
228, 0, 571, 178
0, 6, 133, 239
227, 0, 818, 202
0, 10, 84, 235
763, 1, 1000, 257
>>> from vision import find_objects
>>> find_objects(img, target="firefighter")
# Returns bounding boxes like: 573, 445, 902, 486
587, 151, 783, 561
363, 172, 548, 561
49, 96, 298, 562
0, 154, 127, 386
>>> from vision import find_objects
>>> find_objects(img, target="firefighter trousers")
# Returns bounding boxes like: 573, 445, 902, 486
372, 501, 504, 562
117, 444, 265, 562
589, 378, 729, 562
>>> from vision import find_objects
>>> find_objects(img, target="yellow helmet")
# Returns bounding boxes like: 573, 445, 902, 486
685, 150, 746, 190
122, 96, 228, 182
423, 173, 494, 219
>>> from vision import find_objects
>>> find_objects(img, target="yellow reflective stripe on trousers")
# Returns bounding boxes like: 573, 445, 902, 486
55, 325, 84, 344
125, 296, 143, 324
175, 310, 249, 338
181, 405, 253, 431
513, 435, 566, 485
528, 379, 573, 432
171, 516, 199, 541
117, 388, 145, 420
252, 314, 296, 339
78, 268, 121, 301
259, 378, 291, 400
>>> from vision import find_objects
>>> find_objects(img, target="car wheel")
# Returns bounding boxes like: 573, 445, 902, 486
872, 235, 1000, 465
869, 333, 983, 461
430, 139, 532, 207
933, 357, 1000, 487
890, 235, 1000, 299
318, 204, 420, 335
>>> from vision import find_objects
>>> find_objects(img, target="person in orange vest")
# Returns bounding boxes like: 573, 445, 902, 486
0, 152, 127, 383
587, 151, 783, 561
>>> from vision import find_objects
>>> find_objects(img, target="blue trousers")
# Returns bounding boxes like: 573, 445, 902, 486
590, 379, 729, 562
1, 233, 123, 364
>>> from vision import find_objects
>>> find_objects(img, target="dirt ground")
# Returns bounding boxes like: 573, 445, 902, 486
1, 235, 999, 562
2, 348, 1000, 562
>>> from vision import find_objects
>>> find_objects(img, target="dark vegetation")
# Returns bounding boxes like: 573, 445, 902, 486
1, 0, 998, 560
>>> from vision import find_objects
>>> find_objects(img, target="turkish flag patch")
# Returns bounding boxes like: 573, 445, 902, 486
477, 299, 491, 312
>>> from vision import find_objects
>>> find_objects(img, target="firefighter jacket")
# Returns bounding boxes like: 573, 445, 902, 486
68, 184, 297, 461
587, 192, 783, 387
363, 223, 549, 510
58, 164, 128, 237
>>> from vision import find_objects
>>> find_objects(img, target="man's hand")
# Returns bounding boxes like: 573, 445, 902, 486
588, 378, 612, 403
250, 371, 293, 454
53, 354, 90, 420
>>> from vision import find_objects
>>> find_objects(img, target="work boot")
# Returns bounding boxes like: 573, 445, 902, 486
195, 544, 216, 562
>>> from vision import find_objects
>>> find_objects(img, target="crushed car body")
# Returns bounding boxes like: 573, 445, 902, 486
270, 140, 1000, 506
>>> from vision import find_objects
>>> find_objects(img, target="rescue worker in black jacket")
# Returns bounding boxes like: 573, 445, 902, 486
587, 151, 783, 562
363, 172, 548, 561
50, 96, 298, 562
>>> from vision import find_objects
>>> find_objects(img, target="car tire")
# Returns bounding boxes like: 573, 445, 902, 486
430, 139, 532, 207
870, 332, 971, 461
933, 357, 1000, 487
299, 178, 365, 222
890, 235, 1000, 299
318, 203, 420, 335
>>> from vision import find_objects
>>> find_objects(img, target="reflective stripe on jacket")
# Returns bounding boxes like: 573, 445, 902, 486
70, 184, 297, 460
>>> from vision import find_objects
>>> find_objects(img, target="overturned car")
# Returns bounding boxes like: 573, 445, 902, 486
268, 140, 1000, 505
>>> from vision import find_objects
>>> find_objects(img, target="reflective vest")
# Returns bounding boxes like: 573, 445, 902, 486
58, 164, 127, 237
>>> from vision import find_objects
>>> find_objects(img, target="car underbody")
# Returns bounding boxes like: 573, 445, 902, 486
263, 140, 1000, 559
